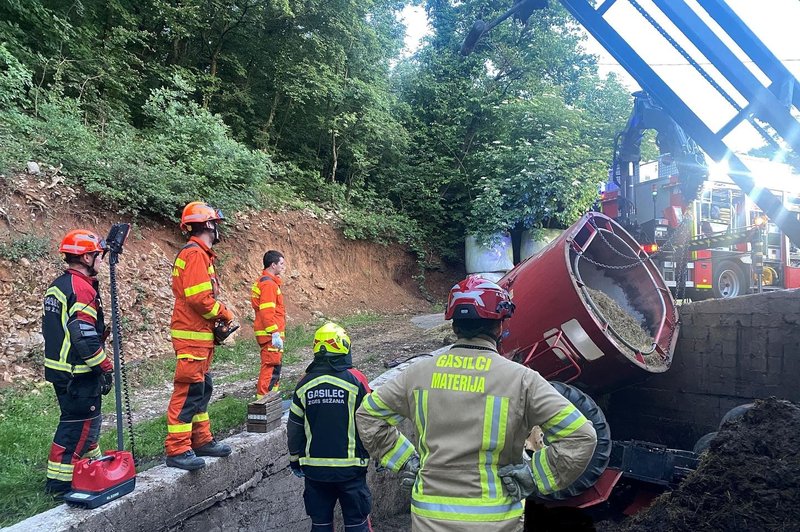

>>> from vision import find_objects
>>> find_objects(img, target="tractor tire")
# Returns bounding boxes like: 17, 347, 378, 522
534, 382, 612, 501
719, 403, 754, 428
693, 431, 718, 454
712, 260, 747, 299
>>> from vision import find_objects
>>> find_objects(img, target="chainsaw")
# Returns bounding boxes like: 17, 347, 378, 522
64, 223, 137, 509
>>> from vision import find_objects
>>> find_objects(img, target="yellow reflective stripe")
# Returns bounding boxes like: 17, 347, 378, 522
171, 330, 214, 341
202, 301, 221, 319
192, 412, 209, 423
176, 353, 208, 360
300, 457, 368, 467
276, 288, 281, 295
48, 460, 75, 473
380, 435, 415, 472
207, 265, 215, 274
541, 404, 587, 442
83, 446, 102, 459
84, 349, 107, 367
46, 287, 72, 366
410, 496, 523, 522
251, 284, 261, 295
259, 302, 276, 309
290, 402, 304, 418
254, 331, 269, 337
264, 324, 278, 333
184, 281, 213, 297
172, 268, 180, 277
44, 359, 92, 373
168, 423, 193, 434
69, 303, 97, 319
479, 395, 509, 499
175, 258, 186, 270
289, 454, 300, 461
266, 347, 282, 352
530, 448, 558, 494
362, 392, 404, 426
413, 389, 430, 495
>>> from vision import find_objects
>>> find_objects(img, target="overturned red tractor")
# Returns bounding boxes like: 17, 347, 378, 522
497, 213, 694, 510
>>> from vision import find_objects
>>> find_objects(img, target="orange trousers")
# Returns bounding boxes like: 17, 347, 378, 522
165, 347, 214, 456
256, 342, 283, 398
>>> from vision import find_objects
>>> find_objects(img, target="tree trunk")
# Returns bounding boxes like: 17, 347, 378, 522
330, 130, 338, 182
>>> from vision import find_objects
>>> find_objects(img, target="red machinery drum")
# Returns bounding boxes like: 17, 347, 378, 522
499, 212, 678, 394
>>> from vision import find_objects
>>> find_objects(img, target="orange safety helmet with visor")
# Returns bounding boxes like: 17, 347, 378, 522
180, 201, 224, 232
59, 229, 107, 257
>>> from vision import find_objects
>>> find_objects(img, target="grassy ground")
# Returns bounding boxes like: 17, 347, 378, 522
0, 312, 384, 527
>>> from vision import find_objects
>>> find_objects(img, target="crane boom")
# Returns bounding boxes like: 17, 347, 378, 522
462, 0, 800, 243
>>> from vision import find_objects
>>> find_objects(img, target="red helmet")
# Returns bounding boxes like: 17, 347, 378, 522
445, 276, 515, 321
59, 229, 106, 256
180, 201, 224, 231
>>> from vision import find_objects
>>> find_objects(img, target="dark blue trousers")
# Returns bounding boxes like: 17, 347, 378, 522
303, 474, 372, 532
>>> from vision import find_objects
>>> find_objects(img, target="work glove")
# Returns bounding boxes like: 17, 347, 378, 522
100, 372, 113, 396
271, 332, 284, 350
289, 460, 304, 478
213, 319, 240, 345
498, 463, 537, 502
398, 454, 420, 493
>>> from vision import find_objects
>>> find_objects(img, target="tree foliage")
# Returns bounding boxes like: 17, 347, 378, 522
0, 0, 634, 262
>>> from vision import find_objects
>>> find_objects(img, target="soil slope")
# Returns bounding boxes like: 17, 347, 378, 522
0, 173, 455, 384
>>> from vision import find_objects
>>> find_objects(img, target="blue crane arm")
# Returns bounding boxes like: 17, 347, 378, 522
461, 0, 800, 244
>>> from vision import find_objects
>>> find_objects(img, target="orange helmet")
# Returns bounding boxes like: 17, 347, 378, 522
180, 201, 224, 231
59, 230, 106, 256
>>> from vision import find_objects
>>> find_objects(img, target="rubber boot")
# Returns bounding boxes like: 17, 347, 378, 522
166, 450, 206, 470
194, 439, 232, 457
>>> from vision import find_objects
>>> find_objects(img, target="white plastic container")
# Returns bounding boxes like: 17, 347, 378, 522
465, 234, 513, 274
520, 228, 564, 261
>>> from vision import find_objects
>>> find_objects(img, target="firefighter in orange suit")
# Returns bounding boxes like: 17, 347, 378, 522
251, 249, 286, 398
165, 201, 237, 470
43, 230, 114, 498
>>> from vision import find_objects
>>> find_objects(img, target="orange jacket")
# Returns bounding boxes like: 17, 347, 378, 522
251, 270, 285, 346
170, 237, 233, 351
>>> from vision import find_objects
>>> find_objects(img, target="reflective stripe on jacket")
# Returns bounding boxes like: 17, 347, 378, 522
287, 366, 371, 482
250, 270, 285, 346
42, 269, 107, 385
170, 237, 232, 350
356, 336, 597, 531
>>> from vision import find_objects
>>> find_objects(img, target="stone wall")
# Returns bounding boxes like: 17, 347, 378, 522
602, 289, 800, 450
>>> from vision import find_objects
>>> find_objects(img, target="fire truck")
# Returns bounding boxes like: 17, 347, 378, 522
601, 115, 800, 300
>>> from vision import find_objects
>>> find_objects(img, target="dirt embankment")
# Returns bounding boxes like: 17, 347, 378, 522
0, 173, 456, 384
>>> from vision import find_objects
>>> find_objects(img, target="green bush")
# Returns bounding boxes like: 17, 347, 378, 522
0, 235, 51, 262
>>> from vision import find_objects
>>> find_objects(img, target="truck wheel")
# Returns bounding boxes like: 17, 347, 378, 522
693, 431, 717, 454
712, 260, 746, 298
719, 403, 753, 428
534, 382, 612, 501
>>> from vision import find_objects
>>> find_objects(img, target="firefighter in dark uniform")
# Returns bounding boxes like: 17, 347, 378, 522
287, 323, 374, 532
42, 229, 114, 497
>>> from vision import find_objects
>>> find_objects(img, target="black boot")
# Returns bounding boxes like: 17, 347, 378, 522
45, 479, 72, 500
194, 439, 232, 457
166, 450, 206, 470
